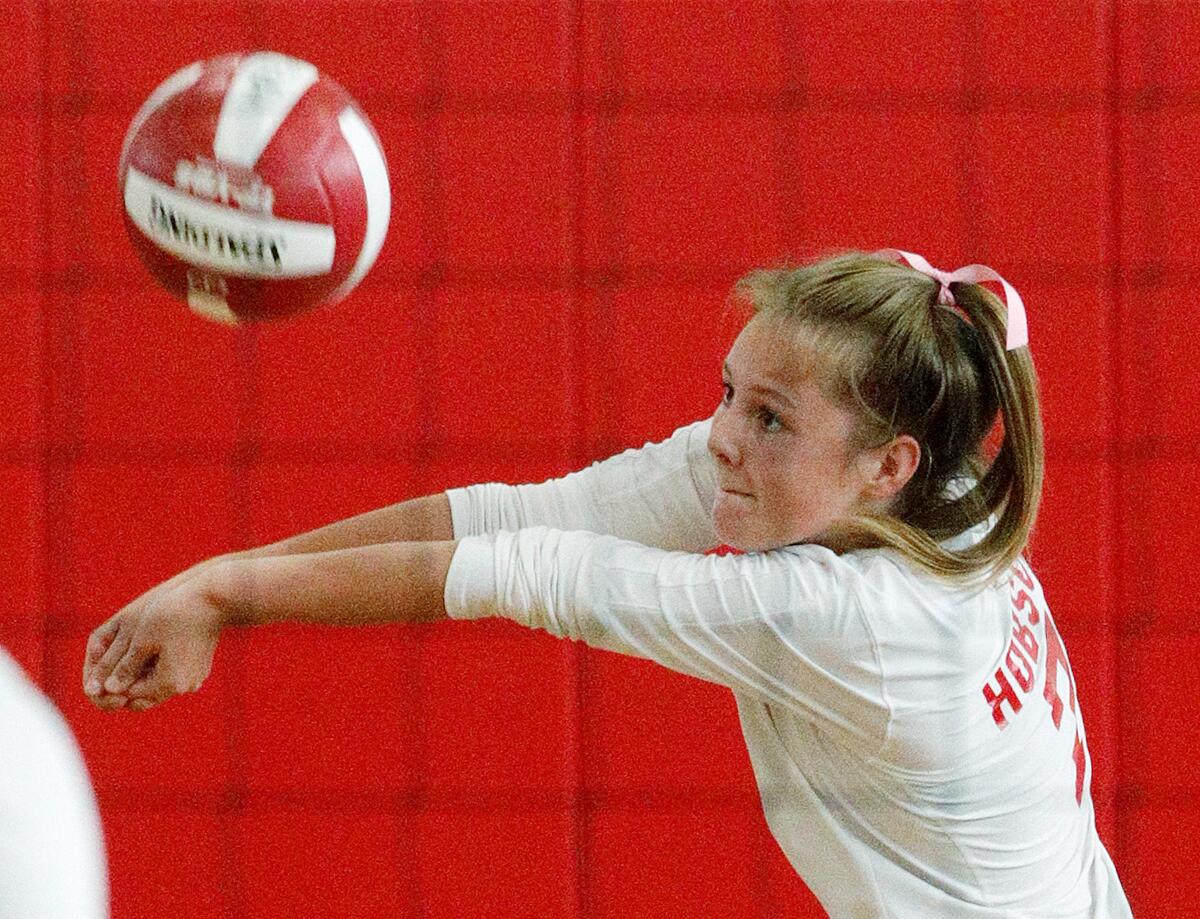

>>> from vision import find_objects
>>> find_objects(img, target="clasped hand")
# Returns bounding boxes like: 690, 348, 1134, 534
82, 564, 226, 712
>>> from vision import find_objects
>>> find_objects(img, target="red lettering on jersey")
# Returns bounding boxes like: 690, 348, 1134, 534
1010, 614, 1040, 662
1042, 613, 1077, 729
1005, 640, 1035, 692
983, 667, 1023, 729
1012, 588, 1040, 625
992, 561, 1091, 808
1011, 557, 1036, 591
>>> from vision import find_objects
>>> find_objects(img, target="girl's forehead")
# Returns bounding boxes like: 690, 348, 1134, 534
728, 317, 828, 388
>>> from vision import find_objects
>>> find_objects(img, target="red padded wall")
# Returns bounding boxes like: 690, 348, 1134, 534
2, 1, 1195, 916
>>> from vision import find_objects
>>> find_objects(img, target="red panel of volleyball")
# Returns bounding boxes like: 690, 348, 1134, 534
118, 52, 390, 324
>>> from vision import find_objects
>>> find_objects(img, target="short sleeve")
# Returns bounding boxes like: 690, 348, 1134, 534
445, 419, 720, 553
444, 527, 891, 749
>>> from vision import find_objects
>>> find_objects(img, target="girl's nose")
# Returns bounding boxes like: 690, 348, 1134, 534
708, 410, 741, 467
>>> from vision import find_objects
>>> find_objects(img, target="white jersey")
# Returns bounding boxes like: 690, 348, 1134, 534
443, 418, 1132, 918
0, 649, 109, 919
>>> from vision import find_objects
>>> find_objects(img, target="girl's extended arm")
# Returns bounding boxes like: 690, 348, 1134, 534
248, 494, 453, 558
216, 541, 456, 628
84, 541, 457, 711
81, 493, 452, 707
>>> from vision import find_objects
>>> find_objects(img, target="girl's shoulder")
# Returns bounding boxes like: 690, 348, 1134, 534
814, 545, 1011, 637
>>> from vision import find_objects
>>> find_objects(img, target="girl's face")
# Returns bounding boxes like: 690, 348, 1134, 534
708, 316, 871, 552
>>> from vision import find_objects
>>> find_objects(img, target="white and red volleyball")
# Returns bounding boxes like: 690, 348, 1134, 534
118, 51, 390, 324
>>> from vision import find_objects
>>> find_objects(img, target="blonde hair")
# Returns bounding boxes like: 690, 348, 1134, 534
732, 250, 1044, 586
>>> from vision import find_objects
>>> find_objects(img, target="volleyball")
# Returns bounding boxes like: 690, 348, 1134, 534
118, 51, 390, 324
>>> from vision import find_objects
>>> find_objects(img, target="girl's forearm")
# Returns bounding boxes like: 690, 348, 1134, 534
207, 541, 458, 627
239, 493, 455, 562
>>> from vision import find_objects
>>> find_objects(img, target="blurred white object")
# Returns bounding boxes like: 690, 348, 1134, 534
0, 648, 108, 919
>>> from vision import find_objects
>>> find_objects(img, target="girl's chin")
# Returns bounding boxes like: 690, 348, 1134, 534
713, 504, 804, 553
712, 502, 758, 551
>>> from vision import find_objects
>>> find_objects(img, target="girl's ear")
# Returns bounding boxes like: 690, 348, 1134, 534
858, 434, 921, 501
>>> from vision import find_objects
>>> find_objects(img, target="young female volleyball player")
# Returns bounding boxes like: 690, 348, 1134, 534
83, 250, 1132, 916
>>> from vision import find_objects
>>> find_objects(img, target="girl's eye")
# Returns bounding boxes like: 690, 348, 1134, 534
722, 382, 784, 433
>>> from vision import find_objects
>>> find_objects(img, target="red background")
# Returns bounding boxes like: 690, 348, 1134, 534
1, 1, 1195, 916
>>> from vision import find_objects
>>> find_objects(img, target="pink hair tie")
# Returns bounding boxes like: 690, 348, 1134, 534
874, 248, 1030, 351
